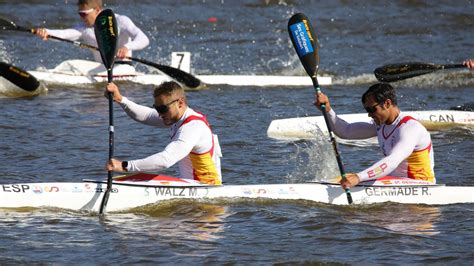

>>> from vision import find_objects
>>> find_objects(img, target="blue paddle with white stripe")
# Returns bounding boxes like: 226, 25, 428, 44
288, 13, 353, 204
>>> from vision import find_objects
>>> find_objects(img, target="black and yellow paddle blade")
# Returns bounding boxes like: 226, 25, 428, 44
288, 13, 319, 79
374, 62, 465, 82
0, 62, 40, 92
94, 9, 118, 72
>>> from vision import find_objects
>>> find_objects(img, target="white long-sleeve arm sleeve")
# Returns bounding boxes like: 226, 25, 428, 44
119, 97, 165, 127
327, 109, 377, 139
45, 28, 83, 41
117, 15, 149, 51
127, 122, 205, 172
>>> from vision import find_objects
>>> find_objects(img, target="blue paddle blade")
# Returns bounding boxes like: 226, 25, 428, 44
0, 62, 40, 91
288, 13, 319, 78
94, 9, 118, 70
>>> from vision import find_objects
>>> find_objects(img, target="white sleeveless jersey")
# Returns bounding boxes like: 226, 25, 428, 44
327, 109, 435, 182
46, 13, 149, 62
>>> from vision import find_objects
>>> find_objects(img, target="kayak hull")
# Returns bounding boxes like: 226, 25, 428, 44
1, 174, 472, 212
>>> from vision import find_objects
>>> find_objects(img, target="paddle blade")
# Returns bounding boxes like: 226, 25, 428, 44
0, 62, 40, 91
0, 18, 16, 31
450, 102, 474, 111
0, 17, 33, 33
94, 9, 118, 70
374, 62, 447, 82
288, 13, 319, 78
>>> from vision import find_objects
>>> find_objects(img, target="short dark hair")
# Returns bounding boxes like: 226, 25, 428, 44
362, 83, 397, 106
153, 81, 185, 99
77, 0, 102, 8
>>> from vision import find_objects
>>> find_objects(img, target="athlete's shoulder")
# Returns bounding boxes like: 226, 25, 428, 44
179, 108, 205, 124
399, 113, 428, 134
114, 13, 135, 26
401, 113, 422, 124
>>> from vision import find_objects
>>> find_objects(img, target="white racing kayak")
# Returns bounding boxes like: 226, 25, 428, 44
29, 59, 174, 87
1, 173, 472, 212
267, 110, 474, 141
28, 59, 332, 87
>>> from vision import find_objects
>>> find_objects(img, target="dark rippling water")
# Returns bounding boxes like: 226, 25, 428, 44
1, 1, 473, 264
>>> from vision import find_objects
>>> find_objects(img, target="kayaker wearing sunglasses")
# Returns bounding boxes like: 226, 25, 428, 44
315, 83, 435, 189
34, 0, 149, 64
105, 81, 223, 186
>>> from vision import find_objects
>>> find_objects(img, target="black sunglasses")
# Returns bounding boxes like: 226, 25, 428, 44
364, 103, 382, 114
153, 99, 179, 114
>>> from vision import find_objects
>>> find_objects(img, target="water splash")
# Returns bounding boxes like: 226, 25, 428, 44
287, 126, 340, 183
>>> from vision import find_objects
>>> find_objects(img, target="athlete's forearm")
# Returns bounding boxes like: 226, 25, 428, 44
120, 97, 164, 127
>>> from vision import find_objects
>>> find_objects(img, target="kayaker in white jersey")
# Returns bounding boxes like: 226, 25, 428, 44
105, 81, 223, 185
315, 83, 435, 189
34, 0, 149, 64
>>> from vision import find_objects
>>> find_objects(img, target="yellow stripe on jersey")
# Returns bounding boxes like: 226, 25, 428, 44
407, 143, 435, 182
189, 152, 221, 185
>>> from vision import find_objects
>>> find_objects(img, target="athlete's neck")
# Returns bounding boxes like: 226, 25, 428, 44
385, 107, 401, 125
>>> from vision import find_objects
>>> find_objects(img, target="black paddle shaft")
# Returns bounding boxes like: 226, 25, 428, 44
288, 13, 352, 204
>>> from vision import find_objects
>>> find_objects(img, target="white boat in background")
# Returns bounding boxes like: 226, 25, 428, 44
0, 174, 472, 213
28, 58, 332, 88
29, 59, 174, 87
267, 110, 474, 141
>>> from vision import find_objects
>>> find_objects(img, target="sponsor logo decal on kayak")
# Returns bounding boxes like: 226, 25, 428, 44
289, 21, 314, 57
242, 186, 297, 196
365, 186, 430, 196
2, 184, 118, 193
32, 185, 59, 193
95, 187, 118, 193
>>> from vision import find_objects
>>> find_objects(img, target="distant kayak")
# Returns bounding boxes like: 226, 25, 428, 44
267, 110, 474, 142
28, 59, 332, 88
